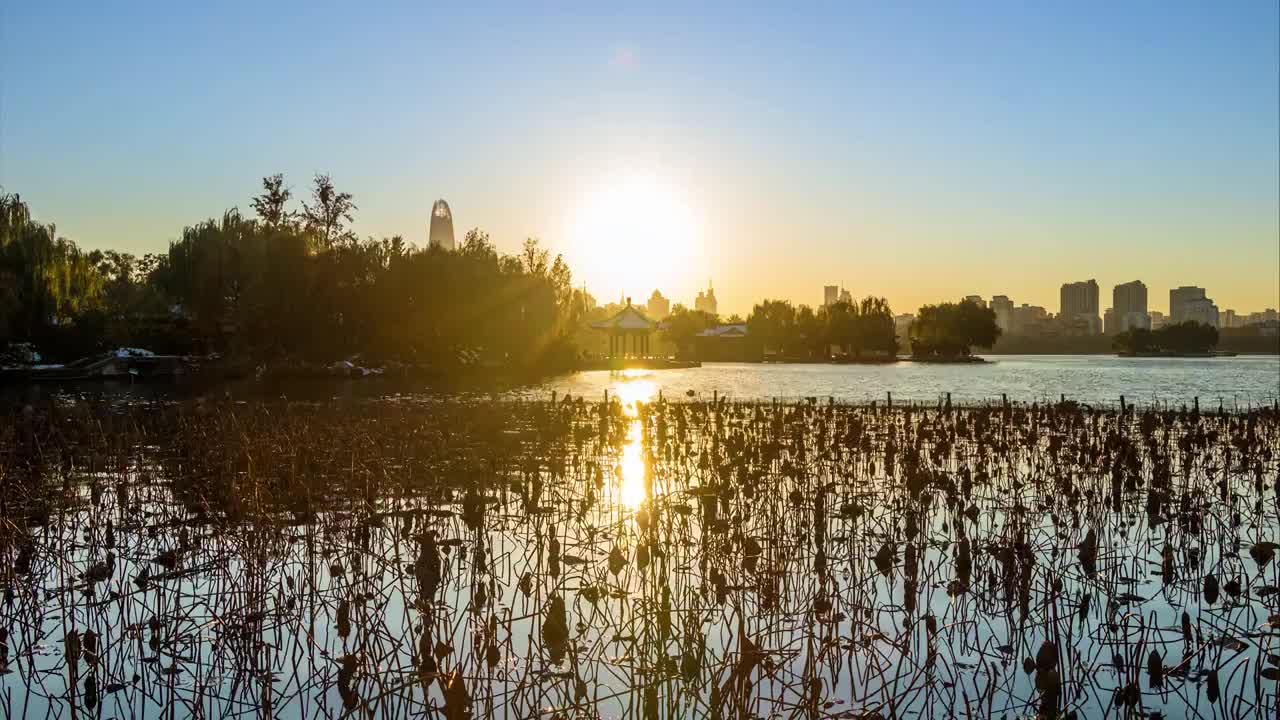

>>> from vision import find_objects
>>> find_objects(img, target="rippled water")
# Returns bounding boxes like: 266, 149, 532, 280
531, 355, 1280, 407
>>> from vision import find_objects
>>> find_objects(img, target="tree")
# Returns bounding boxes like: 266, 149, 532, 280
855, 296, 898, 356
301, 174, 356, 248
662, 305, 718, 358
909, 299, 1000, 359
796, 304, 827, 358
747, 299, 798, 356
251, 174, 294, 229
1116, 321, 1218, 354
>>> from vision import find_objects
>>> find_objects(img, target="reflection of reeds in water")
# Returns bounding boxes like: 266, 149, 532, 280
0, 397, 1278, 718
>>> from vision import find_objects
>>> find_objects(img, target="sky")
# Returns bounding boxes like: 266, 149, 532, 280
2, 1, 1278, 317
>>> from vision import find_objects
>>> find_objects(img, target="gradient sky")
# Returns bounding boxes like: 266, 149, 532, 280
3, 1, 1278, 317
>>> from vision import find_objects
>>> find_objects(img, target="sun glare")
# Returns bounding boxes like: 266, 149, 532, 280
567, 171, 701, 295
613, 373, 657, 509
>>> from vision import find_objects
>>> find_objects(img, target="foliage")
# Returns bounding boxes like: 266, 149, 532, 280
661, 305, 719, 357
1, 177, 581, 370
1, 192, 106, 345
909, 300, 1001, 359
1113, 321, 1219, 354
746, 297, 898, 359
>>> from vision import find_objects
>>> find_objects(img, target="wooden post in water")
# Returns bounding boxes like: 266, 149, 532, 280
887, 391, 893, 410
1194, 396, 1199, 414
1060, 393, 1065, 404
552, 391, 557, 404
946, 392, 952, 412
1120, 395, 1125, 415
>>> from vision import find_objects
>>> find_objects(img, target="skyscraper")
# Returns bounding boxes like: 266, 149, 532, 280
823, 285, 839, 307
646, 289, 670, 320
1059, 280, 1100, 334
990, 295, 1014, 333
428, 199, 455, 251
694, 281, 718, 316
1169, 286, 1217, 327
1112, 280, 1149, 333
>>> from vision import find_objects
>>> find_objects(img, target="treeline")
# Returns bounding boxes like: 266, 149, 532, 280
1, 176, 588, 370
660, 296, 899, 359
1114, 321, 1219, 355
909, 300, 1002, 359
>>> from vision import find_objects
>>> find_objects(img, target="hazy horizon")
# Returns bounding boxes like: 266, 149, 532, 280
3, 1, 1277, 317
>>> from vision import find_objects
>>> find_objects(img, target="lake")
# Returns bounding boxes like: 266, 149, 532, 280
530, 355, 1280, 408
1, 355, 1277, 409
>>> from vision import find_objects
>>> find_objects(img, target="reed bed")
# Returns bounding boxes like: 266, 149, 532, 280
0, 395, 1277, 719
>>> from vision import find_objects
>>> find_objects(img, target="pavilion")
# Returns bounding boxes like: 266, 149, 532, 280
591, 299, 659, 358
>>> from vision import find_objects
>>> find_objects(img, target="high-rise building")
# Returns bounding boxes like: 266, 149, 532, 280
1112, 280, 1150, 333
1183, 298, 1219, 328
694, 281, 718, 316
1169, 286, 1218, 327
428, 199, 455, 251
839, 288, 852, 305
1103, 308, 1116, 335
1060, 280, 1101, 334
963, 295, 987, 308
646, 290, 670, 320
1149, 311, 1168, 330
823, 286, 839, 307
1222, 310, 1238, 329
990, 295, 1014, 333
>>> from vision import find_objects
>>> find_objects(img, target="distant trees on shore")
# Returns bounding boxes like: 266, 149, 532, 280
909, 300, 1001, 359
1, 176, 587, 370
1113, 321, 1218, 355
746, 297, 898, 359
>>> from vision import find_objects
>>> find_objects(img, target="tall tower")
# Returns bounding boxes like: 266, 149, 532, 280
428, 199, 455, 251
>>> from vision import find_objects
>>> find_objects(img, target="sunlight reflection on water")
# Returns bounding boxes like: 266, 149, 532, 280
612, 371, 656, 508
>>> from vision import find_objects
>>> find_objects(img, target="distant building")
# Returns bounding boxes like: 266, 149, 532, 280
1246, 308, 1280, 326
1060, 280, 1101, 335
1222, 309, 1238, 329
1183, 298, 1219, 328
839, 288, 852, 305
428, 199, 455, 250
823, 286, 839, 307
1170, 286, 1218, 327
1103, 307, 1116, 335
894, 314, 915, 342
645, 290, 670, 320
693, 323, 753, 361
1011, 304, 1050, 336
1149, 311, 1168, 330
1112, 280, 1149, 333
990, 295, 1014, 333
963, 295, 987, 308
694, 281, 718, 316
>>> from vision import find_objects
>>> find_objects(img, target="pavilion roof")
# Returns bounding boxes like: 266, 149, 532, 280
591, 304, 658, 331
696, 323, 748, 338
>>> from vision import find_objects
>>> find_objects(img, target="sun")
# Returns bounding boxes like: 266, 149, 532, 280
565, 171, 701, 298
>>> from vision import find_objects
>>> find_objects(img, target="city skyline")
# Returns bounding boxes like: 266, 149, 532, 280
3, 2, 1277, 317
